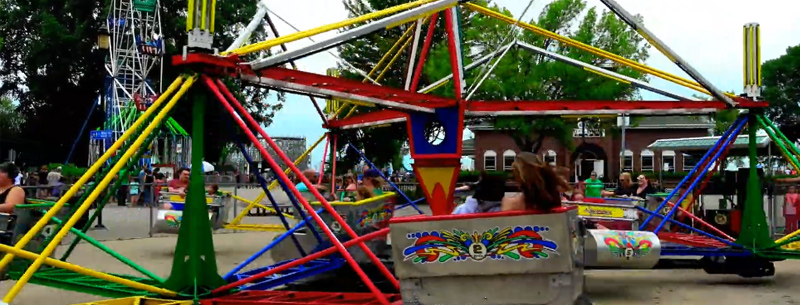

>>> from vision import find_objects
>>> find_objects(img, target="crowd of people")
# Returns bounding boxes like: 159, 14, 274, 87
451, 153, 692, 217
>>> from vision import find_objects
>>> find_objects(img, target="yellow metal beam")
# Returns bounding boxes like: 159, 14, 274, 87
2, 77, 197, 304
0, 76, 187, 275
225, 0, 438, 55
464, 3, 738, 99
0, 244, 177, 298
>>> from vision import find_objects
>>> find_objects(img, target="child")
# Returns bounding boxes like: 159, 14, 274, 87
785, 186, 798, 234
355, 186, 373, 201
207, 184, 220, 196
130, 177, 140, 206
452, 172, 506, 214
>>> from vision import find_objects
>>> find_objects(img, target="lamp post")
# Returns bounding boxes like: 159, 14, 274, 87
98, 23, 110, 50
93, 21, 110, 230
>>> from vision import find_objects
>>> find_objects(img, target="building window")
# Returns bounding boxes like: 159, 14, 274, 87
683, 153, 698, 171
621, 149, 633, 172
503, 150, 516, 172
484, 150, 497, 171
544, 150, 557, 166
641, 149, 654, 172
662, 150, 675, 172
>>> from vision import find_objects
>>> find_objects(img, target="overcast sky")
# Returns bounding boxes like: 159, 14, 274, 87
255, 0, 799, 169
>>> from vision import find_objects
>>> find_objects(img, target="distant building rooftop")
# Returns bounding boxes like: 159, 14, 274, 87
469, 115, 713, 131
648, 134, 771, 151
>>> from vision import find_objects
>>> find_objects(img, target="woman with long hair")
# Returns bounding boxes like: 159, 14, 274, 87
0, 163, 25, 213
502, 152, 569, 212
343, 174, 357, 191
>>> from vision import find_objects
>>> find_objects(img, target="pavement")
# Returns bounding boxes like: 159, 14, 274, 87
2, 188, 800, 304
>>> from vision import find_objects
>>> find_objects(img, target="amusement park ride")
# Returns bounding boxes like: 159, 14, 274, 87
85, 0, 191, 170
2, 0, 800, 305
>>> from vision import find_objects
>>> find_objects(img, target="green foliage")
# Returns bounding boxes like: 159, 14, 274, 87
46, 163, 87, 178
762, 44, 800, 142
421, 0, 650, 153
0, 0, 282, 165
0, 96, 24, 134
334, 0, 441, 170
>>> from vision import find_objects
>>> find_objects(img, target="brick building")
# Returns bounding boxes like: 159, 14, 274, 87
467, 116, 714, 182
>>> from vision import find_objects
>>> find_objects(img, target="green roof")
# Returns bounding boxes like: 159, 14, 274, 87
648, 135, 771, 151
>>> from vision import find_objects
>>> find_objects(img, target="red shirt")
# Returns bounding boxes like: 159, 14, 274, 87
168, 179, 188, 191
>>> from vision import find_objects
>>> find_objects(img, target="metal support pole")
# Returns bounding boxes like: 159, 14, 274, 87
599, 0, 736, 107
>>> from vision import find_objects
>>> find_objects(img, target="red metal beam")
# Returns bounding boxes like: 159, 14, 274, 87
244, 66, 457, 113
466, 99, 766, 116
174, 53, 767, 117
325, 110, 408, 129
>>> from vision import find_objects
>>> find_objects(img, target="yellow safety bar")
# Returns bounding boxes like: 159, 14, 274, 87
310, 192, 396, 206
225, 0, 439, 56
0, 76, 186, 275
227, 135, 326, 226
464, 3, 739, 99
2, 76, 197, 304
0, 244, 177, 297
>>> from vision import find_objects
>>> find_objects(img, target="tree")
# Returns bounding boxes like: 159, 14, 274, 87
333, 0, 437, 170
423, 0, 651, 153
0, 0, 282, 166
762, 44, 800, 142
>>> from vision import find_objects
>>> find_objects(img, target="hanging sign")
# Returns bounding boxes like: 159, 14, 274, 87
90, 130, 114, 140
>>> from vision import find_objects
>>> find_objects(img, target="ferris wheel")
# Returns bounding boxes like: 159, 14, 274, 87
90, 0, 190, 169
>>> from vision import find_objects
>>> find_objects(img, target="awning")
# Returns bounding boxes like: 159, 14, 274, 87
647, 134, 771, 151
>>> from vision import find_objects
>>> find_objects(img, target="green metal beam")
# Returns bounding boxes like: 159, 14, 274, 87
734, 113, 775, 250
164, 90, 225, 295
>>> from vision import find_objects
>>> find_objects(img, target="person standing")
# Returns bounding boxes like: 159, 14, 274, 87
37, 165, 48, 198
584, 172, 603, 198
117, 174, 129, 206
46, 167, 63, 197
785, 186, 799, 234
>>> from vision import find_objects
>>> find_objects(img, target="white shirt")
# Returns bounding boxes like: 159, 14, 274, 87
14, 173, 21, 185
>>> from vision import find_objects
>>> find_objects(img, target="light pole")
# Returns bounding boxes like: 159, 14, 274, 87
93, 22, 110, 230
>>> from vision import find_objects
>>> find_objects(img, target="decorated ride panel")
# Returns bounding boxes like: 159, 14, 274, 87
274, 193, 397, 265
583, 230, 661, 269
151, 193, 230, 234
388, 208, 583, 305
293, 192, 396, 237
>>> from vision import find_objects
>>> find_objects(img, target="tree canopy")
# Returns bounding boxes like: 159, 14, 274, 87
0, 0, 283, 167
762, 44, 800, 142
333, 0, 652, 169
422, 0, 651, 153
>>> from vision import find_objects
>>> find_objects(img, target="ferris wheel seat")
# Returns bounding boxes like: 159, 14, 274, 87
151, 194, 231, 234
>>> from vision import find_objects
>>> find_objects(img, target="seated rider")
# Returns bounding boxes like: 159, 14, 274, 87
362, 169, 384, 196
452, 171, 505, 214
168, 168, 190, 197
501, 152, 568, 212
601, 172, 636, 197
0, 163, 25, 214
